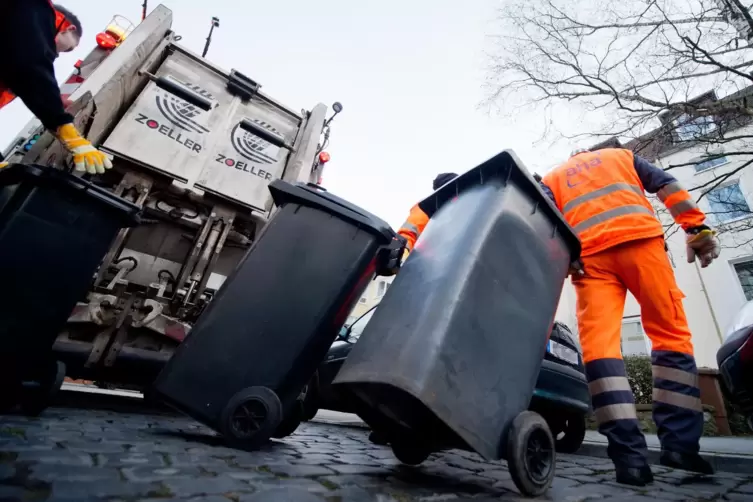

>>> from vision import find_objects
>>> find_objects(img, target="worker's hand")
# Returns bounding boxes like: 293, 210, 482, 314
0, 162, 8, 170
55, 123, 113, 174
686, 227, 720, 268
568, 259, 585, 277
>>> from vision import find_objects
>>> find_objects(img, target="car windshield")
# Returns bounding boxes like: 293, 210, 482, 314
349, 307, 377, 342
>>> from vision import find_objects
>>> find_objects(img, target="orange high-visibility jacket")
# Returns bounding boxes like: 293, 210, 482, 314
541, 148, 706, 256
397, 204, 430, 251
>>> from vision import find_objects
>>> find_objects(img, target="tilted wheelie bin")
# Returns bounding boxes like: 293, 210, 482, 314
332, 150, 581, 498
0, 164, 141, 415
150, 180, 404, 451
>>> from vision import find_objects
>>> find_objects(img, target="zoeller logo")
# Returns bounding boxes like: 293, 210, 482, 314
230, 120, 281, 165
154, 79, 212, 134
134, 114, 202, 153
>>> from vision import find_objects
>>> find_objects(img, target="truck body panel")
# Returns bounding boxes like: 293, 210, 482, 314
2, 4, 334, 390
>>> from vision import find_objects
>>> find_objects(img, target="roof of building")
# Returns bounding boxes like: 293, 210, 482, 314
587, 85, 753, 162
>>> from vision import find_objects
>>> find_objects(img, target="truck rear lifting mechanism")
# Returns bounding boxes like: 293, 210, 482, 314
5, 4, 343, 393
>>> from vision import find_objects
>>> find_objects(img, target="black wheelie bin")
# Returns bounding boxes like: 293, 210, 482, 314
332, 150, 581, 498
0, 164, 141, 415
150, 180, 404, 451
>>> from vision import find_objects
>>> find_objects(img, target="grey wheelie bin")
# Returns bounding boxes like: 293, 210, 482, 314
0, 164, 141, 416
150, 180, 404, 451
332, 150, 581, 498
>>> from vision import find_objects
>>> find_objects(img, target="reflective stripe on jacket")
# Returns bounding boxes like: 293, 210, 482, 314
656, 181, 706, 230
543, 149, 664, 256
397, 204, 430, 252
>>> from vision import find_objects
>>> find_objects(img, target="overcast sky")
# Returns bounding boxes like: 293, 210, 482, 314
0, 0, 574, 229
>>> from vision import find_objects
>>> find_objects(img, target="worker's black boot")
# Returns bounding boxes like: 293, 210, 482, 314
614, 464, 654, 487
659, 450, 714, 475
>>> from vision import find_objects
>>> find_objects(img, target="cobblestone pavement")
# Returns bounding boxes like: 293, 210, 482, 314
1, 408, 752, 501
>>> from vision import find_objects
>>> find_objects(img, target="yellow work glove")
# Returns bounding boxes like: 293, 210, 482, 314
0, 162, 8, 169
55, 123, 113, 174
401, 247, 411, 264
686, 227, 721, 268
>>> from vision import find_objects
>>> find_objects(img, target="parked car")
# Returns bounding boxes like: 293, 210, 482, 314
305, 305, 592, 453
717, 300, 753, 432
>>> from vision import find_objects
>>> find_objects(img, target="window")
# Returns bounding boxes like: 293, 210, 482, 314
694, 156, 728, 173
673, 114, 717, 142
621, 319, 649, 357
376, 281, 389, 297
707, 182, 750, 223
734, 261, 753, 301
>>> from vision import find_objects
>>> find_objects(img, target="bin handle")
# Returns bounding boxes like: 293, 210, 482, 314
39, 167, 142, 221
147, 73, 214, 112
305, 182, 327, 191
239, 118, 292, 150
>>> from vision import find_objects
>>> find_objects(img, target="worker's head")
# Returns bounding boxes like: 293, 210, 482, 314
570, 148, 589, 158
533, 173, 543, 182
433, 172, 458, 191
53, 5, 83, 54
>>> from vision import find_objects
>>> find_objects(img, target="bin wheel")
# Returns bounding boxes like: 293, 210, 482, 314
555, 415, 586, 454
220, 386, 283, 451
20, 361, 66, 417
392, 441, 431, 466
301, 374, 319, 422
506, 411, 555, 497
272, 402, 304, 439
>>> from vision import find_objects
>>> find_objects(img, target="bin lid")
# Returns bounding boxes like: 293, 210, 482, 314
268, 180, 396, 243
417, 150, 581, 260
0, 164, 142, 227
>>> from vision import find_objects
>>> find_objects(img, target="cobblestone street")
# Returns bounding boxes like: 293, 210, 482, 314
1, 407, 752, 501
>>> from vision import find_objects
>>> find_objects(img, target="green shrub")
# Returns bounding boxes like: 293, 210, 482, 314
623, 355, 653, 405
726, 401, 752, 436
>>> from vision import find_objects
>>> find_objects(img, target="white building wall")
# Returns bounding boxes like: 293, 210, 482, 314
652, 129, 753, 367
554, 277, 578, 333
346, 275, 395, 325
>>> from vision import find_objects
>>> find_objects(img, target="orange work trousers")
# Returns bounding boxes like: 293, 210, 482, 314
572, 236, 694, 363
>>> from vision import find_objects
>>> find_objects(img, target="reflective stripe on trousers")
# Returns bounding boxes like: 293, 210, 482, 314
562, 183, 655, 233
586, 358, 649, 467
652, 350, 703, 455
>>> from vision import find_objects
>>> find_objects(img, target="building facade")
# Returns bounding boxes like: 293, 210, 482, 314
346, 275, 395, 326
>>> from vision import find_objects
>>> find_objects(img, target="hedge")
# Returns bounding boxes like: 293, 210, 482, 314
624, 355, 653, 406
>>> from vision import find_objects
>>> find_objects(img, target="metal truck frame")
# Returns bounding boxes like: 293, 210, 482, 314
15, 4, 338, 390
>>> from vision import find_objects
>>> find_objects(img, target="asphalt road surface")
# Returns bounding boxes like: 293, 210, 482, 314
1, 404, 752, 502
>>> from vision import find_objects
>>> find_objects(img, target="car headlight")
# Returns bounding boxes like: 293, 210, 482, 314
547, 339, 580, 366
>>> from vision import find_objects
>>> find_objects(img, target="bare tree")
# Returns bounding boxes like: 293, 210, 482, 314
488, 0, 753, 244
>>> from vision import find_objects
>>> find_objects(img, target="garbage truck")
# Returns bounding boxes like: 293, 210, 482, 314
3, 4, 341, 394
